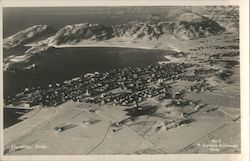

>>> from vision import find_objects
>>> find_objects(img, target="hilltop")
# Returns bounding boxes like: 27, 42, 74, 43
47, 13, 225, 45
3, 25, 55, 49
4, 12, 227, 49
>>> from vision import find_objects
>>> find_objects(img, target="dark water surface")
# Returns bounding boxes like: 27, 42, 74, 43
4, 108, 30, 129
4, 47, 172, 97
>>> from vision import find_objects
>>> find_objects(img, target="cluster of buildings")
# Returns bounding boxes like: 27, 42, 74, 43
170, 98, 194, 107
180, 75, 202, 82
216, 69, 234, 81
189, 46, 205, 51
5, 63, 195, 108
210, 51, 239, 59
188, 80, 212, 93
214, 45, 239, 50
194, 68, 219, 75
87, 85, 170, 106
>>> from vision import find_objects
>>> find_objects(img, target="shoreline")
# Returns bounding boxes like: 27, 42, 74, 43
53, 44, 158, 50
24, 37, 182, 53
52, 42, 182, 53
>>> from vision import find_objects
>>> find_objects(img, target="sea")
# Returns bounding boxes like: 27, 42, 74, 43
4, 108, 31, 129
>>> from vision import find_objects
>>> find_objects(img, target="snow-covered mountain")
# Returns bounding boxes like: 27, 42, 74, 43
3, 25, 55, 49
46, 13, 225, 45
4, 6, 240, 49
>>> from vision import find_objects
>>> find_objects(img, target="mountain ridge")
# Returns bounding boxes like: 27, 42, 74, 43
4, 12, 227, 48
47, 14, 225, 45
3, 25, 55, 49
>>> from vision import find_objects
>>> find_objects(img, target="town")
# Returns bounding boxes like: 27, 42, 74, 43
6, 63, 200, 108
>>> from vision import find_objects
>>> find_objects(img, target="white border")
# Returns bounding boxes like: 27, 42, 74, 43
239, 0, 250, 161
1, 0, 240, 7
0, 0, 248, 161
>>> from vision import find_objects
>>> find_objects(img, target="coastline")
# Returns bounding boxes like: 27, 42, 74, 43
53, 44, 157, 50
25, 36, 182, 53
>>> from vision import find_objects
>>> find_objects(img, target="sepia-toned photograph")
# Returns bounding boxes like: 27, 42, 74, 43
2, 5, 241, 155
